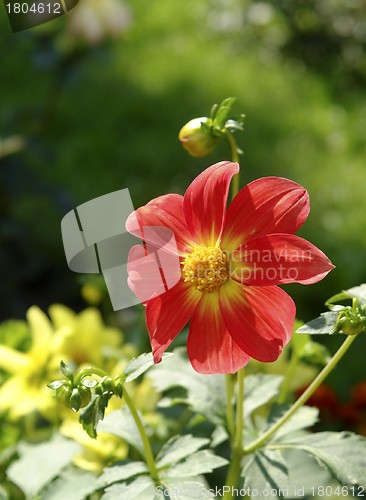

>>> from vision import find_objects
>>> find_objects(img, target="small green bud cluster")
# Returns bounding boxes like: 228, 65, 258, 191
48, 361, 123, 413
331, 298, 366, 336
178, 97, 245, 158
94, 376, 123, 398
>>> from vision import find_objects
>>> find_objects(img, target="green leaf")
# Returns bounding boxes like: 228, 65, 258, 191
123, 352, 174, 383
7, 437, 80, 498
100, 476, 155, 500
149, 349, 226, 426
210, 426, 229, 448
163, 450, 228, 478
244, 374, 284, 417
98, 407, 145, 457
276, 431, 366, 486
79, 393, 109, 439
296, 311, 339, 335
210, 103, 219, 121
60, 361, 74, 383
42, 467, 97, 500
282, 448, 332, 496
156, 435, 209, 469
95, 461, 149, 488
242, 449, 289, 492
269, 406, 319, 441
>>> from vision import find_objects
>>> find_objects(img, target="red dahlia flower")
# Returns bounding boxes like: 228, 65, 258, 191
126, 162, 334, 374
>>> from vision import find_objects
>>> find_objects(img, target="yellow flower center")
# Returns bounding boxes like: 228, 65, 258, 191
182, 246, 228, 293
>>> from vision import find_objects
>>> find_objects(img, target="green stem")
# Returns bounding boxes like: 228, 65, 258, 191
223, 368, 245, 499
226, 374, 235, 445
235, 368, 245, 451
243, 334, 357, 455
222, 128, 240, 202
223, 129, 240, 164
123, 387, 160, 483
277, 351, 299, 404
74, 368, 107, 386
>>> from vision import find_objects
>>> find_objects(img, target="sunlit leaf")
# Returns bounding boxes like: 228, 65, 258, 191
149, 349, 226, 426
156, 435, 209, 469
100, 476, 155, 500
7, 438, 80, 498
244, 374, 284, 417
296, 312, 339, 335
98, 407, 145, 457
123, 352, 173, 383
242, 449, 289, 491
274, 432, 366, 486
95, 461, 148, 488
42, 467, 97, 500
162, 450, 228, 478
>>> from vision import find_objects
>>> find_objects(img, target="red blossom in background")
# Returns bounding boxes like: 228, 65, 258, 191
126, 162, 334, 374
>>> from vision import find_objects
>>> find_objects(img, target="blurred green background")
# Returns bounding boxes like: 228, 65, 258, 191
1, 0, 366, 386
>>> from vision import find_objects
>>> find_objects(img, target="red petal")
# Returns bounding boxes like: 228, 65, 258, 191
219, 280, 295, 362
229, 234, 334, 286
221, 177, 310, 254
146, 279, 202, 363
127, 244, 181, 304
183, 162, 239, 247
187, 292, 250, 374
126, 194, 196, 256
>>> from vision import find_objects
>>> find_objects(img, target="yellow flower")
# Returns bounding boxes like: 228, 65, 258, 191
48, 304, 122, 368
0, 306, 71, 419
60, 417, 128, 472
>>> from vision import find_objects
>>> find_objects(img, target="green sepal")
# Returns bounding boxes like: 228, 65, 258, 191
82, 379, 98, 388
47, 380, 66, 390
210, 103, 219, 121
223, 119, 244, 131
200, 119, 211, 133
213, 97, 236, 128
325, 292, 352, 306
60, 361, 74, 384
70, 388, 82, 413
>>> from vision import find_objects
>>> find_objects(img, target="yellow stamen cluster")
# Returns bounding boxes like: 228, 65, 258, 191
182, 246, 228, 293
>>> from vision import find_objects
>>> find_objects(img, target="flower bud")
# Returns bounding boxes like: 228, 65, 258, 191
178, 118, 219, 158
95, 384, 103, 395
78, 386, 92, 408
56, 385, 72, 409
114, 381, 123, 398
70, 388, 82, 412
338, 315, 364, 336
101, 376, 114, 393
